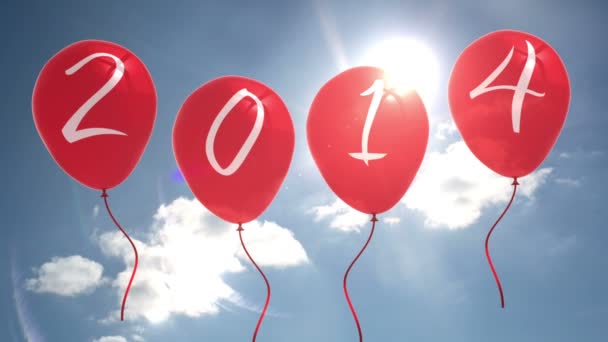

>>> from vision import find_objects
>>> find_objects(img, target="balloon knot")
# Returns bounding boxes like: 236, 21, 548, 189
371, 214, 378, 222
512, 178, 519, 186
237, 223, 244, 232
101, 189, 108, 198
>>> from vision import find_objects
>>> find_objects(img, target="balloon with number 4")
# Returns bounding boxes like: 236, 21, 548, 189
449, 30, 570, 178
448, 30, 570, 308
32, 40, 157, 320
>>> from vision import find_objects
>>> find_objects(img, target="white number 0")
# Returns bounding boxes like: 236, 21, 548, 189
62, 53, 127, 143
205, 89, 264, 176
349, 79, 387, 166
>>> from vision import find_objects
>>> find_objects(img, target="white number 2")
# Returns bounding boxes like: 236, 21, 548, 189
205, 89, 264, 176
469, 40, 545, 133
349, 79, 387, 166
62, 53, 127, 143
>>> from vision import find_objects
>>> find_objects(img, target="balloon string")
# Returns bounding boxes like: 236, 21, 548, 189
238, 224, 271, 342
102, 189, 139, 321
343, 214, 377, 342
485, 178, 519, 309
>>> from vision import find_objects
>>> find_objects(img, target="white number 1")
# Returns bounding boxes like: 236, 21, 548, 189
62, 53, 127, 143
469, 40, 545, 133
349, 79, 387, 166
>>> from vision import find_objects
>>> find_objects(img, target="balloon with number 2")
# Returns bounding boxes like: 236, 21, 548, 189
32, 40, 157, 320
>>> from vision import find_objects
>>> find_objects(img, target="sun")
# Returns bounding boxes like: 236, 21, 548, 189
360, 37, 440, 107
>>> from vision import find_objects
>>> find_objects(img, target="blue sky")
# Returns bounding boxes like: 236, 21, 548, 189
2, 0, 608, 341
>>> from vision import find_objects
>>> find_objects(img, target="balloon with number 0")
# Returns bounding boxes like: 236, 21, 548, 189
448, 30, 570, 178
32, 40, 157, 190
173, 76, 294, 224
307, 66, 429, 214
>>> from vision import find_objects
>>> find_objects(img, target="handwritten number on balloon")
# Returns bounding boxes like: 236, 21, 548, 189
62, 53, 128, 143
349, 79, 388, 165
206, 89, 264, 176
469, 40, 545, 133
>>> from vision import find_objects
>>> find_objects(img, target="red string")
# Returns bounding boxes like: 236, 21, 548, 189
238, 224, 271, 342
485, 178, 519, 309
102, 189, 139, 321
343, 214, 377, 342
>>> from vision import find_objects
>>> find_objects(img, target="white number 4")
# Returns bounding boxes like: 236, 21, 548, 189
469, 40, 545, 133
62, 53, 127, 143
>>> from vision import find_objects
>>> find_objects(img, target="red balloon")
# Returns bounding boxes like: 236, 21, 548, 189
449, 30, 570, 178
173, 76, 294, 224
32, 40, 157, 190
307, 66, 429, 214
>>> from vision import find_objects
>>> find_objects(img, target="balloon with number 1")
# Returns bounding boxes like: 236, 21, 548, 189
307, 66, 429, 341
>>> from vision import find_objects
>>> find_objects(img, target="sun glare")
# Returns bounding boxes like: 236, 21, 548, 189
361, 37, 440, 107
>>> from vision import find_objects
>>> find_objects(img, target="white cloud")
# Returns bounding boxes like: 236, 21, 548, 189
310, 141, 552, 231
557, 150, 605, 159
546, 235, 578, 257
591, 150, 604, 157
98, 197, 308, 323
235, 221, 309, 268
132, 335, 144, 342
93, 336, 127, 342
383, 217, 401, 225
434, 119, 458, 141
402, 140, 552, 229
555, 177, 581, 187
26, 256, 105, 296
93, 205, 100, 218
309, 199, 370, 232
